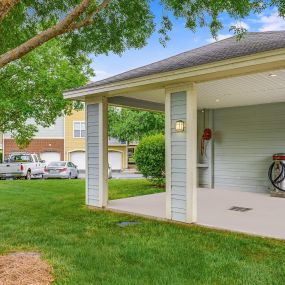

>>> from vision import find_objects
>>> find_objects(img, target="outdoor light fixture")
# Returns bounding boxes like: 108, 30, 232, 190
176, 120, 185, 132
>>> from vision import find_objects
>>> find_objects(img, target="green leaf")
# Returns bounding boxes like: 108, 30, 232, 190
0, 39, 92, 147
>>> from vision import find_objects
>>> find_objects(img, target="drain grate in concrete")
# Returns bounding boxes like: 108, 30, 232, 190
117, 221, 142, 227
229, 206, 252, 212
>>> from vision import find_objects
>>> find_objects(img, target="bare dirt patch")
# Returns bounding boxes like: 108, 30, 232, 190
0, 252, 53, 285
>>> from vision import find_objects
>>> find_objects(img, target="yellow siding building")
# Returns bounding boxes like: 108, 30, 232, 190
64, 109, 128, 170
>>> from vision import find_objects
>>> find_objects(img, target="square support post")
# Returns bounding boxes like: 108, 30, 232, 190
85, 96, 108, 207
165, 84, 197, 223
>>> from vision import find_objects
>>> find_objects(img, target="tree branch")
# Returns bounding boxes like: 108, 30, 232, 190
0, 0, 20, 23
72, 0, 110, 29
0, 0, 110, 68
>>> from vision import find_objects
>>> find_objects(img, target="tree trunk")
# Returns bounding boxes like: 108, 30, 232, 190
0, 0, 111, 68
0, 0, 91, 68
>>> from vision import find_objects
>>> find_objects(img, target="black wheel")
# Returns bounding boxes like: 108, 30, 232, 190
26, 171, 31, 180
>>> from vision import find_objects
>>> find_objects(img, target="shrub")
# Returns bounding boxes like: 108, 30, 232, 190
134, 134, 165, 186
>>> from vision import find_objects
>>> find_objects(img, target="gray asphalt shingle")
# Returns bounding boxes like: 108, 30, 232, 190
74, 31, 285, 91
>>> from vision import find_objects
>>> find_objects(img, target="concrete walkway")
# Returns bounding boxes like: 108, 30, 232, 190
108, 189, 285, 240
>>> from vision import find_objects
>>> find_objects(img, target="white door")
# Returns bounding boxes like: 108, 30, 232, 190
70, 151, 85, 170
40, 152, 61, 164
108, 151, 122, 170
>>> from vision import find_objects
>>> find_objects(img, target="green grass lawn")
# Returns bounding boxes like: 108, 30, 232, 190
0, 179, 285, 284
109, 178, 164, 199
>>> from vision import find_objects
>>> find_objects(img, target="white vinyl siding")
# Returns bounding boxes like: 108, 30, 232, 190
213, 102, 285, 193
4, 117, 64, 139
73, 121, 85, 138
170, 92, 187, 222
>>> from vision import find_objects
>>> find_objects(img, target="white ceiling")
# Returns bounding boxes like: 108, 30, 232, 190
119, 69, 285, 109
198, 69, 285, 109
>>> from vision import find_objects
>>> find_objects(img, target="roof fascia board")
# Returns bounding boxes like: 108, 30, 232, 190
64, 48, 285, 100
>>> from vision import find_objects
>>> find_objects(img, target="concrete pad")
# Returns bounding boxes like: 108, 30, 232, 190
108, 193, 165, 219
108, 189, 285, 240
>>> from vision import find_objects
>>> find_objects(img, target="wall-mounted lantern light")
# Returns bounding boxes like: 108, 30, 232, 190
176, 120, 185, 132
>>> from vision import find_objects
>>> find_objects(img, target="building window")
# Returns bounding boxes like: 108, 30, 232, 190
73, 122, 85, 138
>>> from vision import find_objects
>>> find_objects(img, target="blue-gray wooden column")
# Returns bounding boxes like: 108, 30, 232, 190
85, 97, 108, 207
165, 84, 197, 223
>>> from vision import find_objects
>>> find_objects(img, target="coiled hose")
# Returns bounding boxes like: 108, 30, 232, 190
268, 161, 285, 192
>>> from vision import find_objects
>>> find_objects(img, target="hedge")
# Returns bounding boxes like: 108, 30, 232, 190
134, 134, 165, 186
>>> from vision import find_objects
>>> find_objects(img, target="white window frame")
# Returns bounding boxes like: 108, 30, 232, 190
73, 121, 85, 138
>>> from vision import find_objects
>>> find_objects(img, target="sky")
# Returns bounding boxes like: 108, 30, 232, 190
89, 2, 285, 82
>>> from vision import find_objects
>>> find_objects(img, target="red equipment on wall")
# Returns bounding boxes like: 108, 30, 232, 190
201, 128, 212, 156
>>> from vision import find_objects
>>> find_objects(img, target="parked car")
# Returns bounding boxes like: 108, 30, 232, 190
0, 152, 45, 180
44, 161, 79, 179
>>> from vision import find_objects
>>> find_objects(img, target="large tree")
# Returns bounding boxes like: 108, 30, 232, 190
108, 107, 164, 143
0, 1, 284, 68
0, 39, 93, 148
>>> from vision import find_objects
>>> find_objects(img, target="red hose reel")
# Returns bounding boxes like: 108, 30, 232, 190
201, 128, 212, 156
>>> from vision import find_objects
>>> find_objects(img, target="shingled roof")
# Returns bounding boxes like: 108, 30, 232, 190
75, 31, 285, 91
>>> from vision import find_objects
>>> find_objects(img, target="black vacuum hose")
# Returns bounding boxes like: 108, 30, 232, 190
268, 161, 285, 192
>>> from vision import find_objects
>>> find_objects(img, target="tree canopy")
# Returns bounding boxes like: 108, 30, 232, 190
108, 107, 164, 143
0, 39, 92, 148
1, 0, 285, 68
